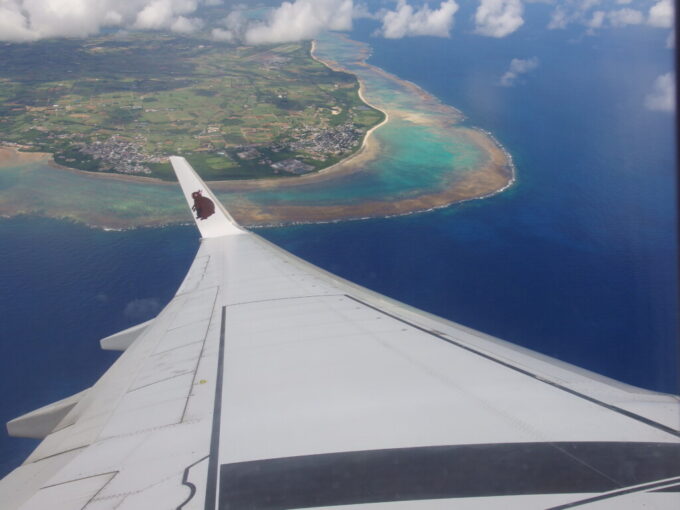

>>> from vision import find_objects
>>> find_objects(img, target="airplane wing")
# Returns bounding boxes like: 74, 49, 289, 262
1, 156, 679, 509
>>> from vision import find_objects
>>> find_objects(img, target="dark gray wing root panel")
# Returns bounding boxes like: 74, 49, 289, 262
217, 442, 680, 509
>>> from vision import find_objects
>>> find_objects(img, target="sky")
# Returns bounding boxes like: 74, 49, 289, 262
0, 0, 675, 112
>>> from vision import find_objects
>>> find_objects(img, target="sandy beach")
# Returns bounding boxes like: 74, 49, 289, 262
0, 147, 51, 167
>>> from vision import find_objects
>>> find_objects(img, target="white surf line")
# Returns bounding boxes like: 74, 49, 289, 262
309, 39, 390, 177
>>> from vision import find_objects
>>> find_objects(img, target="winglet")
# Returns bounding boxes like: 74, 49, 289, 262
170, 156, 244, 238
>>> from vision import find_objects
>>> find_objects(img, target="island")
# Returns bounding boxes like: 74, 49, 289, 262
0, 34, 384, 180
0, 31, 514, 229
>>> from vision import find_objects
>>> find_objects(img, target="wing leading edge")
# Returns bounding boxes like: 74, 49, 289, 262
1, 156, 678, 510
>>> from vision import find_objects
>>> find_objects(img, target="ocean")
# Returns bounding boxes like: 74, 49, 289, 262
0, 11, 677, 476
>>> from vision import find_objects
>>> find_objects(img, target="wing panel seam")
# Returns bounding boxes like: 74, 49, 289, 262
180, 289, 219, 422
178, 455, 209, 510
345, 295, 680, 438
548, 475, 680, 508
204, 306, 226, 510
128, 371, 196, 393
225, 294, 344, 309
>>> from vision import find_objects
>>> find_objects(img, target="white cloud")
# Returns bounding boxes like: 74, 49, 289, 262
547, 7, 570, 30
211, 28, 234, 41
377, 0, 459, 39
607, 8, 643, 27
648, 0, 674, 28
645, 72, 675, 112
352, 1, 378, 19
134, 1, 177, 30
123, 297, 161, 320
580, 0, 600, 10
0, 0, 111, 40
0, 0, 217, 41
170, 15, 204, 33
0, 2, 38, 42
548, 0, 600, 30
244, 0, 353, 45
500, 56, 539, 86
549, 0, 666, 32
133, 1, 207, 33
210, 9, 245, 41
586, 10, 606, 30
475, 0, 524, 38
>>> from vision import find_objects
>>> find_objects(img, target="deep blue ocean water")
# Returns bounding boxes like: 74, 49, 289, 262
0, 9, 677, 476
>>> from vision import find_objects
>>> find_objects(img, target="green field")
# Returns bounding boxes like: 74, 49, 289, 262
0, 33, 384, 180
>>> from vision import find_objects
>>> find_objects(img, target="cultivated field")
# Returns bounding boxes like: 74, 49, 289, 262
0, 33, 383, 180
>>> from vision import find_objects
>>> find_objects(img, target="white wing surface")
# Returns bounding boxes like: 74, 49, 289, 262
1, 157, 679, 509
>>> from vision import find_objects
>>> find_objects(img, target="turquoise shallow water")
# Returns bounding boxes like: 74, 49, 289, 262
248, 122, 478, 206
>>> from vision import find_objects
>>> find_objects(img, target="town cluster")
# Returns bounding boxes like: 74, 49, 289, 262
232, 121, 363, 175
288, 122, 362, 161
80, 135, 163, 175
68, 121, 363, 176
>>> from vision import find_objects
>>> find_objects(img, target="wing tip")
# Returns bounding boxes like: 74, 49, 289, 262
170, 155, 244, 238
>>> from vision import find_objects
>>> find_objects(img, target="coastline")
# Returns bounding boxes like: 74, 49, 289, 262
207, 39, 392, 193
310, 37, 391, 175
227, 126, 514, 227
0, 35, 515, 229
0, 42, 388, 190
0, 146, 178, 186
